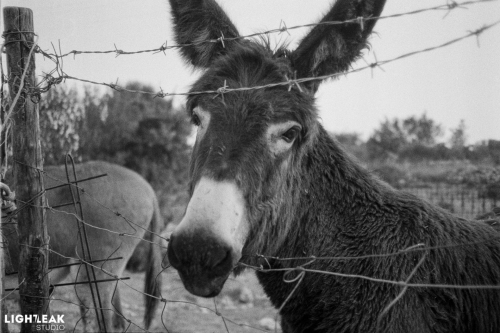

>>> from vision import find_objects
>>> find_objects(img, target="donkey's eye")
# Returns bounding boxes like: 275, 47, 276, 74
191, 113, 201, 126
281, 127, 301, 143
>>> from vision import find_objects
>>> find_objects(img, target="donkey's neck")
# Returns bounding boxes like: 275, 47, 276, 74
255, 126, 396, 314
278, 126, 389, 260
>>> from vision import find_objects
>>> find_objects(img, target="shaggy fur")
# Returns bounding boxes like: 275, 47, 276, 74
167, 0, 500, 332
256, 130, 500, 332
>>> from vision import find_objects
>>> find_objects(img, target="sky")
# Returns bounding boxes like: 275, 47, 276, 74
1, 0, 499, 143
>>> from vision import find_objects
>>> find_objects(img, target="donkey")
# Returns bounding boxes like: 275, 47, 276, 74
166, 0, 500, 332
4, 161, 162, 331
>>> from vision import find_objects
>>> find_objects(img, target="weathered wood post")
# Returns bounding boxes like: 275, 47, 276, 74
1, 22, 8, 333
0, 191, 6, 333
3, 7, 50, 332
0, 181, 14, 333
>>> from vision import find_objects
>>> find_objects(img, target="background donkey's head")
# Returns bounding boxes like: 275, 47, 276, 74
167, 0, 386, 297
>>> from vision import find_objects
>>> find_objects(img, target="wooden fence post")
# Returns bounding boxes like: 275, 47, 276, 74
0, 199, 6, 333
3, 7, 50, 332
0, 181, 13, 333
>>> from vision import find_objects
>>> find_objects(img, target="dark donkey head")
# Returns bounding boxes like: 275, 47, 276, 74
167, 0, 386, 297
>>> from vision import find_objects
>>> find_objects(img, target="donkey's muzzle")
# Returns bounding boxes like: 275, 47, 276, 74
168, 231, 237, 297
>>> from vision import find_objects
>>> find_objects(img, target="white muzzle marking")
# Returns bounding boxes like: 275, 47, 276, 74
175, 177, 248, 252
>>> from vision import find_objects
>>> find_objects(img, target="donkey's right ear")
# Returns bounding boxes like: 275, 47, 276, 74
290, 0, 386, 93
169, 0, 241, 68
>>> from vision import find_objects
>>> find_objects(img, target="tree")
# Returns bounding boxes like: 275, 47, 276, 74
489, 140, 500, 165
449, 119, 467, 150
366, 118, 407, 160
332, 132, 369, 161
367, 113, 444, 161
78, 87, 110, 161
402, 113, 442, 146
39, 86, 84, 165
335, 132, 362, 147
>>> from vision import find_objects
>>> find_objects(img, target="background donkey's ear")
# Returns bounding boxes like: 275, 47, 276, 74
291, 0, 386, 93
169, 0, 240, 68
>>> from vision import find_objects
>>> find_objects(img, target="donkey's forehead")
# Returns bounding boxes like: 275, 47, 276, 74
187, 43, 316, 124
188, 43, 291, 98
189, 88, 313, 127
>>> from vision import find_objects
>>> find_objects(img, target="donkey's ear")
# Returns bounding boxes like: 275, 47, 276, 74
169, 0, 240, 68
291, 0, 386, 93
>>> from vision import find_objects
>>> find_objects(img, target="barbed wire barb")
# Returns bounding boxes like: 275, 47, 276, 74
114, 43, 124, 57
218, 31, 226, 48
213, 79, 229, 102
357, 16, 366, 31
470, 25, 487, 47
279, 20, 290, 36
154, 40, 168, 55
446, 0, 473, 18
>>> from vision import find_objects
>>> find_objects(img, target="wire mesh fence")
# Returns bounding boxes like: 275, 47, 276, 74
403, 183, 499, 219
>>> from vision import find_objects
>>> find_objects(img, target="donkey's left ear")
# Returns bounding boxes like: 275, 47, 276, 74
291, 0, 386, 93
169, 0, 241, 68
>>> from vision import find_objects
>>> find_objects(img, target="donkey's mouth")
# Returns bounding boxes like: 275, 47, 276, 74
177, 270, 230, 298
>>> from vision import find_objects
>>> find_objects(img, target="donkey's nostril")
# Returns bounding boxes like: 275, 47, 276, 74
167, 235, 181, 269
210, 247, 232, 271
167, 231, 235, 275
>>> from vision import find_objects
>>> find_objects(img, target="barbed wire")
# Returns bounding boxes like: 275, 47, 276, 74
240, 261, 500, 290
30, 18, 500, 99
34, 0, 496, 60
246, 232, 500, 262
0, 0, 495, 100
11, 223, 500, 292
